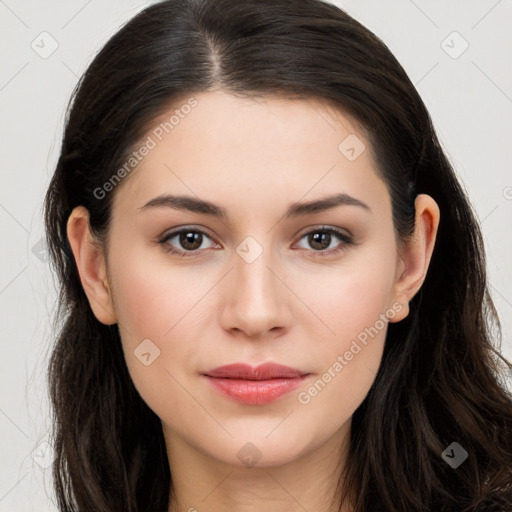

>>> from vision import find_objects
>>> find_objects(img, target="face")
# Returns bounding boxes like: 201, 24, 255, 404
89, 90, 413, 468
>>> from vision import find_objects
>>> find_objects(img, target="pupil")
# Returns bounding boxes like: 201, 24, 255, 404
182, 232, 201, 249
312, 232, 330, 250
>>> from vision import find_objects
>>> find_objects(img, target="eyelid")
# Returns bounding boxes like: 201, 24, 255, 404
295, 224, 354, 241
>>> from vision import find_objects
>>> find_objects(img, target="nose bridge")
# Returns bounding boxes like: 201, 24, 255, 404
221, 232, 288, 336
234, 233, 280, 302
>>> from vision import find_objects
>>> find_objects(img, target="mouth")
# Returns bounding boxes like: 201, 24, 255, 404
202, 362, 311, 405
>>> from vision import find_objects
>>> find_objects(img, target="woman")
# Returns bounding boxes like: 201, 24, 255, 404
44, 0, 512, 510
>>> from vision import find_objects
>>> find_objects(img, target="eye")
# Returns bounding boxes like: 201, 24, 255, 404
295, 226, 354, 257
158, 227, 218, 257
158, 225, 354, 258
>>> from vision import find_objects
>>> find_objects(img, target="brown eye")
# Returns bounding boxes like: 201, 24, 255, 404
308, 231, 333, 251
296, 227, 354, 257
159, 227, 217, 257
176, 231, 203, 251
158, 225, 354, 259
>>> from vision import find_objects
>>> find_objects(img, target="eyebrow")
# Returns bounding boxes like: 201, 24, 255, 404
139, 192, 371, 219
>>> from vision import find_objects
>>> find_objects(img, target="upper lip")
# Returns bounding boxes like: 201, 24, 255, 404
204, 363, 308, 380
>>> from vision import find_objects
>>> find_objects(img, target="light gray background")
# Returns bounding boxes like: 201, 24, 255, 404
1, 0, 511, 510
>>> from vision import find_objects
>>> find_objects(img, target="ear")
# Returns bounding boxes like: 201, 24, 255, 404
66, 206, 117, 325
389, 194, 440, 323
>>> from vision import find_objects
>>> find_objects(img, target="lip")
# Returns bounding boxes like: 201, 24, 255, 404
205, 362, 307, 380
203, 363, 311, 405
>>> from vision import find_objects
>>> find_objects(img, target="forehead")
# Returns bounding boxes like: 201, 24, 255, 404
111, 90, 389, 220
145, 90, 366, 155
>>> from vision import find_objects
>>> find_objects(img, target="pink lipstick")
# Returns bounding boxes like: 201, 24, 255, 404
203, 362, 310, 405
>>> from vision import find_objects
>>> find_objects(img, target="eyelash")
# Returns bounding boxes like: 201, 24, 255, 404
158, 226, 354, 259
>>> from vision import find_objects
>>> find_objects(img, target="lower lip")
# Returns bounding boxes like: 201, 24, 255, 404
203, 375, 310, 405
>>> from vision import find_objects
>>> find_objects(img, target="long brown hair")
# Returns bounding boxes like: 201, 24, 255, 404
44, 0, 512, 510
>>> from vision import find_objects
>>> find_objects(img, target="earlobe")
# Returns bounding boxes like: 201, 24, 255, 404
389, 194, 440, 323
66, 206, 117, 325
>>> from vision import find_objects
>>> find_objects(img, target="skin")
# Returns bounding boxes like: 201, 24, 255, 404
67, 90, 440, 512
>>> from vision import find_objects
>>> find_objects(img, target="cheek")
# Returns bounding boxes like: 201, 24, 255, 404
106, 248, 198, 394
306, 247, 397, 347
109, 243, 197, 342
109, 263, 206, 432
295, 247, 397, 410
114, 269, 175, 342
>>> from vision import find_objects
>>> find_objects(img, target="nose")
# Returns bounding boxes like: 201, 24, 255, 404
219, 241, 293, 340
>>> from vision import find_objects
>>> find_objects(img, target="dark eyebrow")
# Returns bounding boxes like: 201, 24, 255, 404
139, 192, 371, 219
